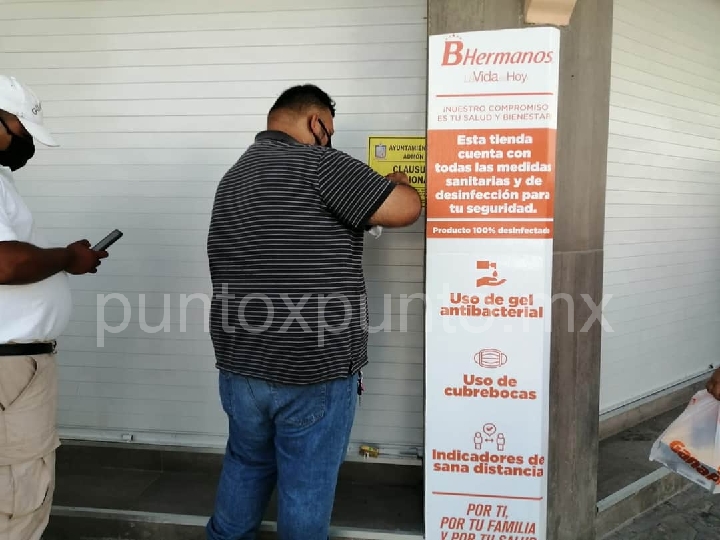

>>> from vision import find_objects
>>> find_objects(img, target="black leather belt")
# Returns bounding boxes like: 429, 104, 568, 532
0, 341, 56, 357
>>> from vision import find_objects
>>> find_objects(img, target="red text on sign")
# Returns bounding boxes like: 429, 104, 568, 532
441, 39, 555, 67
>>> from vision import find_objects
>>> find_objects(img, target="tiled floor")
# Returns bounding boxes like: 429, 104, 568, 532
52, 450, 425, 533
597, 406, 684, 500
46, 405, 684, 538
606, 484, 720, 540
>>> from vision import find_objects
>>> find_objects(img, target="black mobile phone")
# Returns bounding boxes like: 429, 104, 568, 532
92, 229, 123, 251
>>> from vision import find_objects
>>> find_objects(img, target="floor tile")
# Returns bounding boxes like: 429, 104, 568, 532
607, 485, 720, 540
53, 467, 160, 509
597, 406, 685, 500
130, 471, 219, 515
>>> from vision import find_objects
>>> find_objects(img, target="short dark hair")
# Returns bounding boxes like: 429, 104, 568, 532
268, 84, 336, 118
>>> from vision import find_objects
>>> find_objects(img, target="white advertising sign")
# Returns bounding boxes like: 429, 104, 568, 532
423, 27, 561, 540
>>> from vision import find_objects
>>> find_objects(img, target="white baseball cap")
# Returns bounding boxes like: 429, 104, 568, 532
0, 75, 58, 147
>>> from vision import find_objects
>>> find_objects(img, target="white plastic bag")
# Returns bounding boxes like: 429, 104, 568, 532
649, 389, 720, 493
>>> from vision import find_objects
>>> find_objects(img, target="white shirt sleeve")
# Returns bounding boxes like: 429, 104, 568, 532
0, 182, 19, 242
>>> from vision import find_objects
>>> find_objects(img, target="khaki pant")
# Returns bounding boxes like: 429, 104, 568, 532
0, 354, 59, 540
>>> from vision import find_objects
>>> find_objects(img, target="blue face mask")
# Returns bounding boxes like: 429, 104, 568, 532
0, 117, 35, 171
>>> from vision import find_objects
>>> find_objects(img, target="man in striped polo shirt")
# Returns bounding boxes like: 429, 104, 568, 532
205, 84, 421, 540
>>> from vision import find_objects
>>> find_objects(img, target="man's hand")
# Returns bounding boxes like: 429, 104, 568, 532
66, 240, 108, 275
707, 367, 720, 400
386, 171, 410, 185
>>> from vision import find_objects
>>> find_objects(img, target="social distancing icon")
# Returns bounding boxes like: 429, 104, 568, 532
474, 423, 506, 452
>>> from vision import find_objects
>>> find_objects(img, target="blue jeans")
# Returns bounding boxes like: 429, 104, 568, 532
206, 370, 358, 540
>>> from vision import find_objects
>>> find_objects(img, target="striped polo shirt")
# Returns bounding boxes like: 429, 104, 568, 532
206, 130, 396, 385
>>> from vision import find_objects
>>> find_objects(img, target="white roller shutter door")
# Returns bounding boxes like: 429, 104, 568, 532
0, 0, 427, 458
601, 0, 720, 413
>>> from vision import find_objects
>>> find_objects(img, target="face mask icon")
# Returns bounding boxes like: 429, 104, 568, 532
474, 348, 508, 369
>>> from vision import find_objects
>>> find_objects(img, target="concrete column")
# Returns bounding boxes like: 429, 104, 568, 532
426, 1, 614, 539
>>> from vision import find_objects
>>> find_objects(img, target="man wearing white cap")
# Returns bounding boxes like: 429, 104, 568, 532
0, 75, 108, 540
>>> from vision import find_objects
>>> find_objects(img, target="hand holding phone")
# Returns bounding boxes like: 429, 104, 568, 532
65, 239, 109, 275
92, 229, 123, 251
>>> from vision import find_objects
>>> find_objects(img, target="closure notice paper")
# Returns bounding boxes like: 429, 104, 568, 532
368, 135, 427, 206
423, 27, 560, 540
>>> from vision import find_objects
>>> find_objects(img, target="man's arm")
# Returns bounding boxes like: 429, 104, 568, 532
367, 172, 422, 228
0, 186, 108, 285
0, 240, 108, 285
316, 150, 422, 230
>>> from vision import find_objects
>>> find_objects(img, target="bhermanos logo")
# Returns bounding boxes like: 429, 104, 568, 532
441, 34, 555, 67
669, 440, 720, 484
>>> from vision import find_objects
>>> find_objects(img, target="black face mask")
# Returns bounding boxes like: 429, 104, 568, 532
0, 117, 35, 171
313, 118, 332, 148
